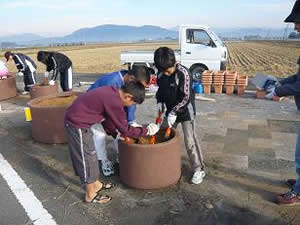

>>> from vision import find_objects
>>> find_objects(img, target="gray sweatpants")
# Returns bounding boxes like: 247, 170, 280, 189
162, 118, 205, 172
65, 123, 99, 184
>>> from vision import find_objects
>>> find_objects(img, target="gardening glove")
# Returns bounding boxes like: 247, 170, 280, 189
128, 121, 143, 128
49, 80, 55, 86
265, 86, 276, 100
115, 131, 125, 141
44, 71, 49, 78
17, 72, 24, 77
167, 112, 177, 127
157, 102, 165, 114
146, 123, 160, 136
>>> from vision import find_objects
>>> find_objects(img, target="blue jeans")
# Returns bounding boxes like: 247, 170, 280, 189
294, 122, 300, 194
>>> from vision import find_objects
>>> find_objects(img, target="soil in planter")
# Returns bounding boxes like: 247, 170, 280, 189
36, 95, 77, 107
124, 129, 173, 145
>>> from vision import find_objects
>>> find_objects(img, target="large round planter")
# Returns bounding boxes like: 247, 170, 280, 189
0, 74, 17, 101
30, 83, 59, 99
27, 91, 81, 144
119, 130, 181, 189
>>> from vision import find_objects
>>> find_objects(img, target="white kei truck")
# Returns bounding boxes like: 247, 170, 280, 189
120, 24, 228, 81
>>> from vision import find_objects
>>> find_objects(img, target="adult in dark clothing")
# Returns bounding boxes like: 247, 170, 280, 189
64, 82, 159, 204
4, 51, 37, 94
37, 51, 73, 91
275, 0, 300, 206
266, 1, 300, 110
154, 47, 205, 185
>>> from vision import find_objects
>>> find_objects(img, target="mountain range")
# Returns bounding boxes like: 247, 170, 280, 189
0, 24, 294, 47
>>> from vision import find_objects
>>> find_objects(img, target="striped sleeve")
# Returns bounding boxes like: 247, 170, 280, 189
170, 65, 190, 114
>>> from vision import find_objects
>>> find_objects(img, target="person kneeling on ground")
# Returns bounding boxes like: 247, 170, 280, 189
275, 0, 300, 206
37, 51, 73, 92
64, 81, 159, 204
88, 65, 151, 177
154, 46, 206, 185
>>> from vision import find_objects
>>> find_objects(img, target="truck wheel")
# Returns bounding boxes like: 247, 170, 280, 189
191, 65, 206, 82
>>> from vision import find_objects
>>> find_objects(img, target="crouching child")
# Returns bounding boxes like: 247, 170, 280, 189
64, 82, 159, 204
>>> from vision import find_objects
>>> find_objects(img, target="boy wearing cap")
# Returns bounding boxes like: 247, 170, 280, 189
4, 51, 37, 94
276, 0, 300, 206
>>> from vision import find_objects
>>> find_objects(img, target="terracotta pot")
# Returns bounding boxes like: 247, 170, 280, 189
213, 85, 223, 94
213, 70, 225, 76
0, 73, 17, 101
237, 75, 248, 85
30, 83, 59, 99
272, 96, 282, 102
27, 91, 82, 144
203, 84, 211, 94
226, 85, 234, 95
202, 70, 213, 76
256, 90, 265, 99
237, 85, 246, 95
119, 129, 181, 189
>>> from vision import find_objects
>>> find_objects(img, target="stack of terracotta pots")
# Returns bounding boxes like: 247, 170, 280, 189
224, 71, 237, 95
236, 75, 248, 95
201, 70, 213, 94
212, 71, 225, 94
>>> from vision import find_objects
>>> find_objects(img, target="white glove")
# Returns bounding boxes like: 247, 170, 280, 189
146, 123, 160, 136
115, 131, 125, 141
157, 102, 165, 113
44, 71, 49, 78
49, 80, 55, 86
128, 121, 143, 127
167, 113, 177, 127
17, 72, 24, 77
265, 86, 276, 100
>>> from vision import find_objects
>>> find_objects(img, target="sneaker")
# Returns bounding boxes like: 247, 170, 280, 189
276, 190, 300, 206
101, 160, 114, 177
21, 91, 29, 95
191, 170, 206, 184
286, 179, 296, 188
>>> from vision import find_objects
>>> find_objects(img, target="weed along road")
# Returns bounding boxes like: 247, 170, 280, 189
0, 74, 299, 225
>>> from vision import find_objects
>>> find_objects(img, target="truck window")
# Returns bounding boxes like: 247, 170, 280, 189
186, 29, 214, 46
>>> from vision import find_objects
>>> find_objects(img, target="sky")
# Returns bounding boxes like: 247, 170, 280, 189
0, 0, 296, 37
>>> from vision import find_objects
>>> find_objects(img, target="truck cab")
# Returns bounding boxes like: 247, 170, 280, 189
120, 24, 228, 81
179, 25, 227, 80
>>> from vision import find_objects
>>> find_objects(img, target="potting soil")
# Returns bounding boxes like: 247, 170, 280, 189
36, 95, 77, 107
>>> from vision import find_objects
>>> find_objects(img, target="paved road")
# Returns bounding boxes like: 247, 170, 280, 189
0, 74, 300, 225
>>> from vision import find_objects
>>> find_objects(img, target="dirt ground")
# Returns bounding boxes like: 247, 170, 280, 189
1, 75, 300, 225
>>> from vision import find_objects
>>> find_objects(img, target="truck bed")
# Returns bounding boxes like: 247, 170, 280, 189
120, 50, 181, 64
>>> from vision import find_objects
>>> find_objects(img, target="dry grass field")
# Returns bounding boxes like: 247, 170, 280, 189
1, 40, 299, 78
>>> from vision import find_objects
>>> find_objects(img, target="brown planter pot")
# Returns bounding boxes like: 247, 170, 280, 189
237, 85, 246, 95
119, 129, 181, 189
30, 83, 59, 99
203, 84, 211, 94
256, 90, 265, 99
27, 91, 82, 144
213, 70, 225, 76
0, 73, 17, 101
202, 70, 213, 76
226, 85, 234, 95
213, 85, 223, 94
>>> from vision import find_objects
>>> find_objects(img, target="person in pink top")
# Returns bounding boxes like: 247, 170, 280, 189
0, 60, 9, 79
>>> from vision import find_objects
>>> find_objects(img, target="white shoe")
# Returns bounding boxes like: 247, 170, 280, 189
191, 170, 206, 184
21, 91, 29, 95
101, 160, 115, 177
